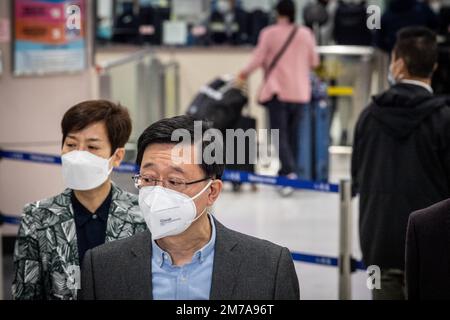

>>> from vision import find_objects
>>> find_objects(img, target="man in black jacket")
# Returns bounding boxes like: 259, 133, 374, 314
406, 199, 450, 300
352, 26, 450, 300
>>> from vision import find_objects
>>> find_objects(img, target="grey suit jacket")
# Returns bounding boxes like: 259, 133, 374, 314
80, 218, 300, 300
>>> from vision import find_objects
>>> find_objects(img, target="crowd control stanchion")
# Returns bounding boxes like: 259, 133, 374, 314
338, 179, 352, 300
0, 222, 4, 300
0, 150, 3, 300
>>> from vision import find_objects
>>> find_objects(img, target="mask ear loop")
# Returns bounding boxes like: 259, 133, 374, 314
107, 150, 118, 175
190, 206, 209, 224
190, 179, 213, 201
188, 180, 214, 224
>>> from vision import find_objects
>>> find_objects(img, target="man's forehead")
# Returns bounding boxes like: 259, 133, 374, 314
141, 143, 201, 173
143, 143, 199, 157
141, 161, 185, 173
144, 143, 176, 152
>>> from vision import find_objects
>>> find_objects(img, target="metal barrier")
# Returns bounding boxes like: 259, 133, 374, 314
317, 45, 375, 146
0, 149, 362, 299
96, 49, 181, 162
338, 180, 353, 300
0, 222, 3, 300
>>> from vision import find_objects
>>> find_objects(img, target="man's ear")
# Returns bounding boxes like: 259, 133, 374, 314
207, 179, 223, 206
433, 63, 438, 73
394, 58, 407, 80
112, 148, 125, 167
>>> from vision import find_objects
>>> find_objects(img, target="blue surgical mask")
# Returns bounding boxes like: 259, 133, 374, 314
388, 69, 397, 86
388, 63, 397, 86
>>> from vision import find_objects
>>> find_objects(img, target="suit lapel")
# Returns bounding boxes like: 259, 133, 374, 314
446, 201, 450, 270
126, 230, 153, 299
210, 218, 242, 300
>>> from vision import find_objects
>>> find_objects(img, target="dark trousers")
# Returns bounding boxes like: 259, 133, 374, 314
265, 97, 303, 176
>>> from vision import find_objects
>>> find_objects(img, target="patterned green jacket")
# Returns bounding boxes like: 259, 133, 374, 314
12, 183, 147, 300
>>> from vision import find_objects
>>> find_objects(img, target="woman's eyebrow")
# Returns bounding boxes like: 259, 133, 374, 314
66, 135, 78, 140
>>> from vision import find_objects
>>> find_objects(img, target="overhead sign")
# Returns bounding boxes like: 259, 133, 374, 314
0, 18, 10, 43
13, 0, 87, 76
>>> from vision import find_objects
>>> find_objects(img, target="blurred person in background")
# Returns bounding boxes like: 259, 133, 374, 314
238, 0, 319, 196
375, 0, 439, 53
352, 27, 450, 300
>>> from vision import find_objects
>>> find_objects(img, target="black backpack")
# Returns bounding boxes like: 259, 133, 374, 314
186, 78, 248, 131
112, 3, 139, 43
333, 0, 373, 45
248, 9, 270, 45
137, 5, 170, 45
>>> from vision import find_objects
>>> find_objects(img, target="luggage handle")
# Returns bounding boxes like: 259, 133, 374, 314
199, 77, 248, 101
199, 86, 223, 101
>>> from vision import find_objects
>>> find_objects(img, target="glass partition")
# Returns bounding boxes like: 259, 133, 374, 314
97, 49, 180, 163
316, 46, 377, 147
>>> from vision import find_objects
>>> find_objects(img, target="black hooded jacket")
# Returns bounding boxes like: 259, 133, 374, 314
352, 83, 450, 270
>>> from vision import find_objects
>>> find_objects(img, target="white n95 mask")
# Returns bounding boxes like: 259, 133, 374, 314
139, 180, 212, 240
61, 150, 113, 191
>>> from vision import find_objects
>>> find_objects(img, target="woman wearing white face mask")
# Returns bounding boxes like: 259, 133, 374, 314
12, 100, 147, 300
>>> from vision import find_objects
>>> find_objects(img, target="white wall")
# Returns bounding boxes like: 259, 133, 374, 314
0, 1, 95, 235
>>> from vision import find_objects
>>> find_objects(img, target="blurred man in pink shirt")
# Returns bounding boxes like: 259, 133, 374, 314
239, 0, 319, 193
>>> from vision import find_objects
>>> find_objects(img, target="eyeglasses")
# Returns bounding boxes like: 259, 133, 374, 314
132, 174, 211, 192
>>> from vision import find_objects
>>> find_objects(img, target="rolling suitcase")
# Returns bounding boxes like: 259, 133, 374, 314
187, 76, 254, 191
225, 113, 257, 192
297, 104, 313, 181
312, 76, 331, 182
296, 75, 331, 182
225, 114, 257, 174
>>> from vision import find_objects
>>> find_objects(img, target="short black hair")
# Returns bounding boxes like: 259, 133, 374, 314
136, 115, 225, 179
276, 0, 296, 23
61, 100, 132, 155
393, 26, 438, 78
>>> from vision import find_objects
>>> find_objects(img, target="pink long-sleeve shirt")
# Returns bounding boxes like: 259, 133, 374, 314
241, 21, 319, 104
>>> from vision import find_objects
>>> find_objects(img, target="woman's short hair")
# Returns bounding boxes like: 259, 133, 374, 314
61, 100, 132, 154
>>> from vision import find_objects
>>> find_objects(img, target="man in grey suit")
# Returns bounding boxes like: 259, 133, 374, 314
81, 115, 299, 300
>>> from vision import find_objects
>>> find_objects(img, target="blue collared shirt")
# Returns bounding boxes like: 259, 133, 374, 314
151, 215, 216, 300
